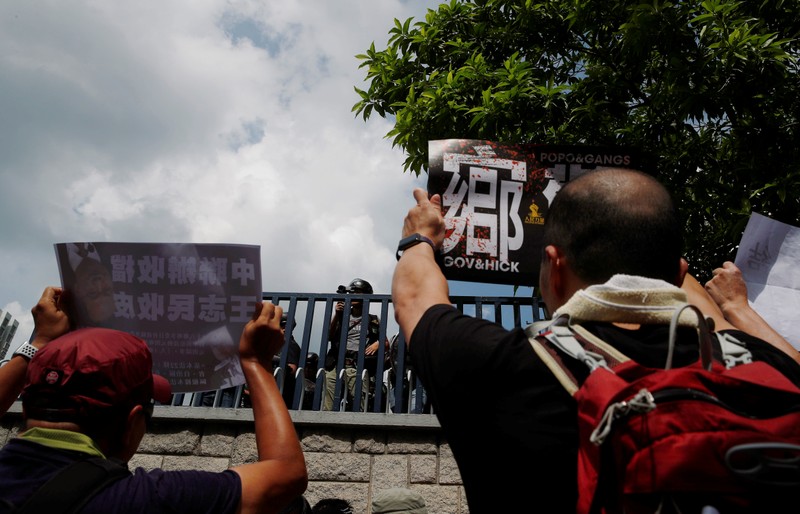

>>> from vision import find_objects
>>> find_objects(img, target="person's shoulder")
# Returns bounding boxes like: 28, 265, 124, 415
87, 468, 241, 513
416, 304, 525, 347
127, 466, 242, 486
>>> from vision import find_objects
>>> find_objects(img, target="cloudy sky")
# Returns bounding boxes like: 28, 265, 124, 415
0, 1, 529, 354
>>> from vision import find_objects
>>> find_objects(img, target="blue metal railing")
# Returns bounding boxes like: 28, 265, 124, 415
173, 291, 546, 414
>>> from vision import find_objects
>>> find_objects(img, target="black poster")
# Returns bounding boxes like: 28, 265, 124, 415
428, 140, 642, 286
54, 242, 261, 393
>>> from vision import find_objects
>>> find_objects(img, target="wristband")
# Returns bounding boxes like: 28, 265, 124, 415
396, 233, 437, 261
12, 341, 38, 361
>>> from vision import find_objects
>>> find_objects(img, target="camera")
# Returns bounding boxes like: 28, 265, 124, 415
337, 285, 348, 295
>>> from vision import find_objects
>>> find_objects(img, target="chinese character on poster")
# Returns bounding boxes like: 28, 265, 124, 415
428, 140, 642, 285
54, 242, 261, 393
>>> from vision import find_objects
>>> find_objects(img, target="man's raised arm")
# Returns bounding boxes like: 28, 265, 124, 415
231, 301, 308, 514
392, 188, 450, 347
0, 287, 69, 417
706, 261, 800, 363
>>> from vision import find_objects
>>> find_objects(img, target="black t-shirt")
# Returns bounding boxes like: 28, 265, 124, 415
410, 304, 800, 514
325, 314, 380, 370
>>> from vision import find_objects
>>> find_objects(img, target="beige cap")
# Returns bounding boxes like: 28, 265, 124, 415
371, 488, 427, 514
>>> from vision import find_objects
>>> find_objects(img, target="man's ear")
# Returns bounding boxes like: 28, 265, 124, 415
675, 257, 689, 287
118, 404, 147, 462
540, 245, 568, 312
544, 245, 564, 288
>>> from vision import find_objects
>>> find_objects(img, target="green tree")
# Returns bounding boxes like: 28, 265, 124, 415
354, 0, 800, 281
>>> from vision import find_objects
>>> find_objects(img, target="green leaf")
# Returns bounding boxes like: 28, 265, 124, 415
353, 0, 800, 277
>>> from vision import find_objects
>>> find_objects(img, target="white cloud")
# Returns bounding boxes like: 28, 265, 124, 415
0, 0, 441, 356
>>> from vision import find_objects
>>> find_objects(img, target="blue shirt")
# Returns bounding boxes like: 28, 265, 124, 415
0, 433, 241, 514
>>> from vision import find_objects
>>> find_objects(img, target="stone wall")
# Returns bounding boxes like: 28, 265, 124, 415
2, 404, 468, 514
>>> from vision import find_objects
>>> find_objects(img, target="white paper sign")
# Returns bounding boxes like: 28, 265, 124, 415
734, 213, 800, 350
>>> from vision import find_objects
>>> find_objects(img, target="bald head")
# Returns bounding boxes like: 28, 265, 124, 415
542, 168, 684, 285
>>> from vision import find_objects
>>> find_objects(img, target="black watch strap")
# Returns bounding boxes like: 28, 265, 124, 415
396, 233, 437, 261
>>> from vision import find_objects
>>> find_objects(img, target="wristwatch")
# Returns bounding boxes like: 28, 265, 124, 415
396, 233, 437, 261
12, 341, 38, 361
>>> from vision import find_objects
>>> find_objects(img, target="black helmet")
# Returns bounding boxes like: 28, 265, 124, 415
345, 278, 373, 294
280, 313, 296, 331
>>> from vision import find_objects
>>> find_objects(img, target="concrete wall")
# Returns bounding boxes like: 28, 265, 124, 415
2, 404, 468, 514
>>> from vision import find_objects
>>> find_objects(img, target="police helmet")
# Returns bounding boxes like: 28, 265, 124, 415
345, 278, 373, 295
280, 313, 296, 331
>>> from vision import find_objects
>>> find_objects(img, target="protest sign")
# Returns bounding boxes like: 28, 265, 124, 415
55, 242, 261, 393
733, 213, 800, 350
427, 140, 643, 285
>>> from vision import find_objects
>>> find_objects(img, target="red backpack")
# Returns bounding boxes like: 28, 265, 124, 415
528, 305, 800, 514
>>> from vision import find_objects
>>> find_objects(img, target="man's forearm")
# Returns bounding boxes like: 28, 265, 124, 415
681, 273, 735, 331
722, 305, 800, 364
0, 333, 62, 416
243, 360, 303, 462
392, 243, 450, 346
234, 359, 307, 514
232, 301, 307, 513
393, 188, 448, 347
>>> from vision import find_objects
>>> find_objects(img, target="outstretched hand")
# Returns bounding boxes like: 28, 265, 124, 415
392, 188, 452, 348
402, 188, 446, 246
239, 301, 284, 366
704, 261, 799, 363
705, 261, 749, 314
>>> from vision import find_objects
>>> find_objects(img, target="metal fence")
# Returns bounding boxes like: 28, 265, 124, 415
173, 291, 547, 414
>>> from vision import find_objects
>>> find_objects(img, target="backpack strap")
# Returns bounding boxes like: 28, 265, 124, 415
525, 316, 630, 396
664, 304, 753, 370
666, 304, 714, 370
526, 305, 753, 395
15, 457, 131, 514
716, 331, 753, 368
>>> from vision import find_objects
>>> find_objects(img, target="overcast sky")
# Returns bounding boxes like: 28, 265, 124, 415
0, 1, 531, 355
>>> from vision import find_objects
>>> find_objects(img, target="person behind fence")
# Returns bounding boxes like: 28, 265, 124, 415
277, 312, 303, 406
391, 168, 800, 513
0, 295, 307, 514
322, 278, 382, 411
